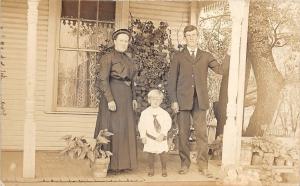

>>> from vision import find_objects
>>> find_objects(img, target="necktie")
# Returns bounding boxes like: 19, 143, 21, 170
153, 115, 161, 133
191, 51, 196, 59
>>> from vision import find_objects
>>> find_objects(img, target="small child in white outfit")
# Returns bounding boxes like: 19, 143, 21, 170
138, 89, 172, 177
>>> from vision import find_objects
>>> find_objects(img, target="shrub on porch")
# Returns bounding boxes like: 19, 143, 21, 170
128, 19, 176, 115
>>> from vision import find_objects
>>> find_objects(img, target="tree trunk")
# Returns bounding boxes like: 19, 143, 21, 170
244, 1, 284, 136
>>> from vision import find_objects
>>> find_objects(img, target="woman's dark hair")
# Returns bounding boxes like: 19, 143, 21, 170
112, 29, 131, 40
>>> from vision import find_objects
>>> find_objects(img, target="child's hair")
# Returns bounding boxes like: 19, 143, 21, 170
147, 89, 164, 103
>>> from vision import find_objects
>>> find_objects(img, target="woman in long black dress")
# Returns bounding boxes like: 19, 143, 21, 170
94, 29, 138, 171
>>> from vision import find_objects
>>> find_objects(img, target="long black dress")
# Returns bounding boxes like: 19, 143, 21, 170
94, 50, 138, 170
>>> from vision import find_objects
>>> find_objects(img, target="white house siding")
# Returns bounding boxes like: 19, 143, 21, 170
1, 0, 192, 150
34, 0, 97, 150
2, 0, 97, 150
129, 1, 191, 48
1, 0, 28, 150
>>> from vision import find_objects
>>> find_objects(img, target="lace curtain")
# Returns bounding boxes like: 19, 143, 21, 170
56, 0, 115, 109
57, 21, 114, 108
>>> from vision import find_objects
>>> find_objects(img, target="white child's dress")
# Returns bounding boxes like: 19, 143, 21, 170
138, 107, 172, 154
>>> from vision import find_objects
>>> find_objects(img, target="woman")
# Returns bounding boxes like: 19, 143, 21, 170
94, 29, 138, 171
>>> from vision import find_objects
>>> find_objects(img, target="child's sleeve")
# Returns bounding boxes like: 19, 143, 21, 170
138, 112, 146, 139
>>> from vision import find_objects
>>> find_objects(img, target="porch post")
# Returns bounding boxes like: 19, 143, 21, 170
221, 0, 250, 167
23, 0, 39, 178
235, 0, 250, 165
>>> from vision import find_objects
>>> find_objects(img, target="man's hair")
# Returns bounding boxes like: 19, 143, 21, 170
183, 25, 198, 37
148, 89, 164, 99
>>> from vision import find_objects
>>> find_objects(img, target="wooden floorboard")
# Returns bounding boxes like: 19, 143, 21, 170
1, 150, 220, 183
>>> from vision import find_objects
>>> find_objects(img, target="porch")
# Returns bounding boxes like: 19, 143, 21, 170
1, 150, 220, 185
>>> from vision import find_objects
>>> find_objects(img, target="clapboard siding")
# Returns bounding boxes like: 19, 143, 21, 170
0, 0, 60, 150
134, 1, 190, 9
129, 1, 190, 47
130, 2, 189, 12
1, 0, 27, 149
2, 0, 192, 150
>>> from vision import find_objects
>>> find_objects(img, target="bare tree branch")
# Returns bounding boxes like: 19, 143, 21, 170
198, 14, 230, 27
270, 8, 289, 48
274, 41, 288, 48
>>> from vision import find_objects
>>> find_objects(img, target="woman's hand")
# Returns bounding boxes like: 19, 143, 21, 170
171, 102, 179, 113
141, 137, 147, 144
132, 100, 138, 111
108, 101, 116, 111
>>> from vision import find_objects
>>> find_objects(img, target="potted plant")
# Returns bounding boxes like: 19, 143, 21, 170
61, 129, 113, 177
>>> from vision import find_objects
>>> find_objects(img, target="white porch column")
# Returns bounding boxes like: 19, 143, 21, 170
221, 0, 250, 167
235, 0, 250, 165
23, 0, 39, 178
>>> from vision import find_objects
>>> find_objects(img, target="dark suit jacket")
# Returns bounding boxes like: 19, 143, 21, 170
167, 47, 229, 110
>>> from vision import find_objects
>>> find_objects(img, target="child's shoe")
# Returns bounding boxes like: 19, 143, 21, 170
162, 168, 167, 177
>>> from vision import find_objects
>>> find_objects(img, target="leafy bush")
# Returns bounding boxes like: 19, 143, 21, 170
128, 19, 176, 114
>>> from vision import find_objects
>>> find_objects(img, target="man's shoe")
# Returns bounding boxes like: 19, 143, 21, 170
178, 166, 189, 174
162, 168, 168, 177
199, 168, 213, 178
148, 168, 154, 177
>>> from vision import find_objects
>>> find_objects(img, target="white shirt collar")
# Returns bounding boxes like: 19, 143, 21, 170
187, 47, 197, 57
149, 107, 161, 115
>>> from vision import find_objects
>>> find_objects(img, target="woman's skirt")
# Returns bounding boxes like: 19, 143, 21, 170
94, 79, 138, 170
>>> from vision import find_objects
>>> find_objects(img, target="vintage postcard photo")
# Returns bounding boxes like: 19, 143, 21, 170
0, 0, 299, 186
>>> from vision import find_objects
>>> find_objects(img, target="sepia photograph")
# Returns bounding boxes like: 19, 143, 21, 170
0, 0, 299, 186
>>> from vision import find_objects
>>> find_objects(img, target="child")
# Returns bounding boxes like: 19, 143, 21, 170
138, 89, 172, 177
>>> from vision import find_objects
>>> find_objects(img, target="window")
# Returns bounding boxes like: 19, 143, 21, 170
55, 0, 116, 111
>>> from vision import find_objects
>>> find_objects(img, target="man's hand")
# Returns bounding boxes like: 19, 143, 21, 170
157, 134, 165, 142
141, 137, 147, 144
171, 102, 179, 113
108, 101, 116, 111
132, 100, 138, 111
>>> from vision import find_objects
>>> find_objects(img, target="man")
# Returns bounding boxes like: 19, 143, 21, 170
167, 25, 229, 176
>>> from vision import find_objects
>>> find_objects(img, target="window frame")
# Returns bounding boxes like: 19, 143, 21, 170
46, 0, 129, 114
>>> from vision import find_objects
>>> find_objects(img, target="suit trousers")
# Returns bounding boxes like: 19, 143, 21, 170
177, 93, 208, 169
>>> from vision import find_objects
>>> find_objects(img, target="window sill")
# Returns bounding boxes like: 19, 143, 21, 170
44, 111, 98, 115
44, 107, 98, 115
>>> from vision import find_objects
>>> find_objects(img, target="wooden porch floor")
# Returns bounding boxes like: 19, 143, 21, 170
1, 150, 221, 184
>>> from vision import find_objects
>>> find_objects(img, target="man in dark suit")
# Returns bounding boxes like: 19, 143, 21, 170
167, 25, 229, 175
